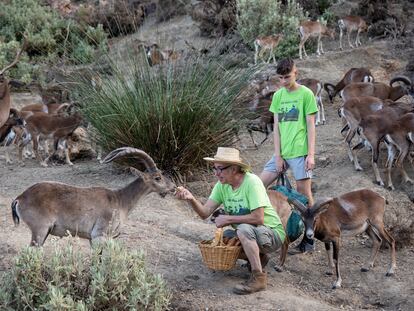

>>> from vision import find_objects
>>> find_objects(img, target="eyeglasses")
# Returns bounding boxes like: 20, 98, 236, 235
212, 165, 232, 173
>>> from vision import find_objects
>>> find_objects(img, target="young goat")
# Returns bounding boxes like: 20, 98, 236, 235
338, 16, 368, 50
298, 21, 335, 60
11, 147, 176, 246
254, 34, 283, 64
290, 189, 396, 289
324, 67, 374, 103
18, 109, 85, 167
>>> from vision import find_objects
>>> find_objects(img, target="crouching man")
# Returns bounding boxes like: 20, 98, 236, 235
175, 147, 286, 295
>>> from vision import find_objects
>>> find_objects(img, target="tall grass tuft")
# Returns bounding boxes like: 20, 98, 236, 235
0, 238, 171, 310
74, 54, 255, 178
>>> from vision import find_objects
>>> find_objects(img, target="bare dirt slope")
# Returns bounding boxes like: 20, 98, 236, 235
1, 14, 414, 311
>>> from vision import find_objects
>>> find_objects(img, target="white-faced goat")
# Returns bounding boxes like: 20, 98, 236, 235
324, 67, 374, 103
341, 76, 414, 102
11, 147, 176, 246
290, 189, 396, 289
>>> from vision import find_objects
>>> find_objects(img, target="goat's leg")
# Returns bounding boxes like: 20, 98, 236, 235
385, 142, 397, 190
32, 136, 47, 167
254, 43, 259, 65
361, 225, 381, 272
319, 96, 326, 125
377, 226, 396, 276
320, 37, 325, 54
316, 35, 321, 56
356, 29, 362, 46
60, 139, 74, 166
324, 242, 335, 276
90, 217, 110, 244
339, 28, 344, 50
274, 239, 289, 272
395, 145, 413, 184
348, 30, 354, 48
30, 226, 53, 247
370, 140, 385, 186
332, 238, 342, 289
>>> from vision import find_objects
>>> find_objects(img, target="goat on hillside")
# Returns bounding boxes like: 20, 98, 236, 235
341, 76, 414, 102
298, 21, 335, 60
324, 67, 374, 103
11, 147, 176, 246
338, 16, 368, 50
254, 34, 283, 64
290, 189, 396, 289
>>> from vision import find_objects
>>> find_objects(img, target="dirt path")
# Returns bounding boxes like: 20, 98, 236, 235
1, 14, 414, 311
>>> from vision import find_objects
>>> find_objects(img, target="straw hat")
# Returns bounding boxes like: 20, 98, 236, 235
203, 147, 250, 170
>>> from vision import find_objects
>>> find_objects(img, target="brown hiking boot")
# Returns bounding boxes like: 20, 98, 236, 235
233, 270, 267, 295
245, 253, 271, 271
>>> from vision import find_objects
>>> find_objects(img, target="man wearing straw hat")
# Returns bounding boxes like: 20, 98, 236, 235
175, 147, 286, 295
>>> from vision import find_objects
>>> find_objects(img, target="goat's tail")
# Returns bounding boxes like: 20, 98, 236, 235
11, 199, 20, 226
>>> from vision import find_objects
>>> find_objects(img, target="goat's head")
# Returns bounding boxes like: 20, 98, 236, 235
323, 83, 336, 103
390, 75, 414, 98
102, 147, 176, 197
289, 197, 333, 239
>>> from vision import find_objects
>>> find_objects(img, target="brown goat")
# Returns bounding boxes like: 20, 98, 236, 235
298, 21, 335, 59
338, 16, 368, 50
11, 147, 176, 246
324, 67, 374, 103
290, 189, 396, 289
341, 76, 414, 102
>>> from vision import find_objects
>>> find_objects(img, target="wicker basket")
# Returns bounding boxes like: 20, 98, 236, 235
198, 228, 242, 271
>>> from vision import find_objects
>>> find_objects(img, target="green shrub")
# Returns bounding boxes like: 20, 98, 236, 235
237, 0, 308, 59
0, 0, 108, 79
0, 239, 171, 310
74, 55, 254, 179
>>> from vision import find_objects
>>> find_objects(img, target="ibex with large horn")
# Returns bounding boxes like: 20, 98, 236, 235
11, 147, 176, 246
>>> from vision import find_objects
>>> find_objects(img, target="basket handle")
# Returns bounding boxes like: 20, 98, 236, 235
212, 228, 224, 246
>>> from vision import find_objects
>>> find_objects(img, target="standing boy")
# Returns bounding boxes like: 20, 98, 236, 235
259, 58, 318, 253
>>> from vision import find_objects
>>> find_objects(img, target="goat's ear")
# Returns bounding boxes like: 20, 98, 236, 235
311, 198, 333, 215
9, 79, 25, 88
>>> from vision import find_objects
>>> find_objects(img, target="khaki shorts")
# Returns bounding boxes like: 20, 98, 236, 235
224, 224, 283, 254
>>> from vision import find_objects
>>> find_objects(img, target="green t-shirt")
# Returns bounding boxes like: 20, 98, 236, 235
269, 85, 318, 159
209, 172, 286, 242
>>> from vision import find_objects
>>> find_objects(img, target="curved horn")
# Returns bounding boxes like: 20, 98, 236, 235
55, 103, 71, 114
310, 198, 333, 215
102, 147, 157, 171
0, 34, 28, 75
390, 75, 412, 87
323, 82, 335, 93
288, 198, 308, 214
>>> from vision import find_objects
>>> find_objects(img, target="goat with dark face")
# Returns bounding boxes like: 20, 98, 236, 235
290, 189, 396, 289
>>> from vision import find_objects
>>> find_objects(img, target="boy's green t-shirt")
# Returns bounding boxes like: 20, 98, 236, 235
269, 85, 318, 159
209, 172, 286, 242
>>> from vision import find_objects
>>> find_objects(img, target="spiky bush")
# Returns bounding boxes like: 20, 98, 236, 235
0, 239, 171, 310
74, 55, 254, 178
236, 0, 308, 59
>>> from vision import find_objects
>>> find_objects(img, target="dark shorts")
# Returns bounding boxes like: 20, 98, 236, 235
224, 224, 283, 254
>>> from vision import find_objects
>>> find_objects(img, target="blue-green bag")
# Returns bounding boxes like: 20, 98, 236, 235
270, 173, 306, 242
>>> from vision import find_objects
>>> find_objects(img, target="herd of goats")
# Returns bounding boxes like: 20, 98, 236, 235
0, 15, 411, 290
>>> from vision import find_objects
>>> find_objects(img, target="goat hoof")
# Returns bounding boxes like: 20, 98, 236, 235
356, 167, 363, 172
387, 185, 395, 191
273, 265, 283, 272
332, 283, 341, 289
325, 271, 333, 276
386, 271, 394, 277
360, 267, 370, 272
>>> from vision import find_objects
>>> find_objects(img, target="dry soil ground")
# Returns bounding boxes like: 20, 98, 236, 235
1, 12, 414, 311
